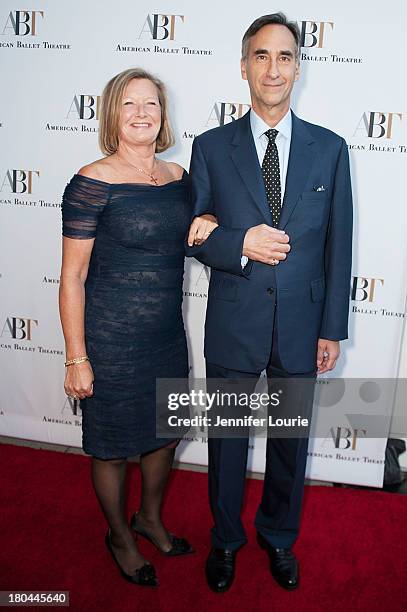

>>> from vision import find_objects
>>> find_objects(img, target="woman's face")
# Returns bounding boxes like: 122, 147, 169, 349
119, 78, 162, 148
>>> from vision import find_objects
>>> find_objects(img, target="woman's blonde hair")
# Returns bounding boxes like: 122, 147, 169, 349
99, 68, 175, 155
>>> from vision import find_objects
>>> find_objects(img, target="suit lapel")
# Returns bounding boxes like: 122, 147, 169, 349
278, 113, 316, 229
229, 111, 317, 228
230, 112, 271, 224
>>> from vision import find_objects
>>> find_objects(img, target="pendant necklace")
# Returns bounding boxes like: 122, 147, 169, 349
118, 153, 159, 185
134, 163, 158, 185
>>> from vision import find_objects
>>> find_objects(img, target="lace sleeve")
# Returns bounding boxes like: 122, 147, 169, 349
62, 174, 110, 239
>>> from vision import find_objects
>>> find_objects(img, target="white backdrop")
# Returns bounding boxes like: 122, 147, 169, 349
1, 0, 406, 486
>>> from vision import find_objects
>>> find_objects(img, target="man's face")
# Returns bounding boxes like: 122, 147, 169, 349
241, 24, 299, 114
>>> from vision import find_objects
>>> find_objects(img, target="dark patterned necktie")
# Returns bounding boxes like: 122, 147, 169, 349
262, 129, 281, 226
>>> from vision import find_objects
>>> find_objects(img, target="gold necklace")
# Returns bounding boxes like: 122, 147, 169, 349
118, 154, 159, 185
134, 164, 158, 185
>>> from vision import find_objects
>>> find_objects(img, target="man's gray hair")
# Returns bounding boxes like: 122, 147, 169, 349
241, 12, 301, 61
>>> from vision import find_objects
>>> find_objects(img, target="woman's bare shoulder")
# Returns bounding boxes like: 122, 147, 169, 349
77, 157, 115, 181
164, 161, 186, 180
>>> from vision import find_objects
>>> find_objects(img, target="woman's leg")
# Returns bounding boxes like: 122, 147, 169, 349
91, 456, 148, 573
136, 442, 178, 552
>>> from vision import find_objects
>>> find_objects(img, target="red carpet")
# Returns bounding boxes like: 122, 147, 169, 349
1, 443, 406, 612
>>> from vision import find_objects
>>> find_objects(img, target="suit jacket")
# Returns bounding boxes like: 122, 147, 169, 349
186, 110, 353, 374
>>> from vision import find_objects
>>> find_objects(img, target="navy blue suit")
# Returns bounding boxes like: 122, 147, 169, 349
186, 110, 353, 550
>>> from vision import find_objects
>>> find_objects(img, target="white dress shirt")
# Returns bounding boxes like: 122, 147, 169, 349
250, 107, 292, 201
241, 108, 293, 267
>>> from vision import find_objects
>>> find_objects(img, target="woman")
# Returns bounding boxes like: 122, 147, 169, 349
59, 68, 217, 587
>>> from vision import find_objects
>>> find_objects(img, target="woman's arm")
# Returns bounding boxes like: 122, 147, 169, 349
59, 237, 94, 400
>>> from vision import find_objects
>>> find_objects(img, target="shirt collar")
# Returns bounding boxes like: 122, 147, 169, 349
250, 107, 292, 141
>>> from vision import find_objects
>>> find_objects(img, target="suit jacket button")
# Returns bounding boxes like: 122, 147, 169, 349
267, 287, 274, 294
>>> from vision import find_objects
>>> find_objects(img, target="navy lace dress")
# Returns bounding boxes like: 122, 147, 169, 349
62, 172, 190, 459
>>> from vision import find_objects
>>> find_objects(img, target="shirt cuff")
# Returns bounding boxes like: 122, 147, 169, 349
241, 255, 249, 268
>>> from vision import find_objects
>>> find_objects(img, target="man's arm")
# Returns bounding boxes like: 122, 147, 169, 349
186, 137, 290, 275
186, 137, 252, 276
317, 138, 353, 371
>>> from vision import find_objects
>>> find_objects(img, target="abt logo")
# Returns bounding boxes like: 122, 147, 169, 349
206, 102, 251, 127
195, 264, 210, 287
62, 396, 81, 416
353, 112, 403, 139
327, 426, 366, 450
1, 170, 40, 194
138, 14, 184, 40
67, 95, 101, 120
1, 317, 38, 341
299, 20, 334, 48
2, 10, 44, 36
351, 277, 384, 302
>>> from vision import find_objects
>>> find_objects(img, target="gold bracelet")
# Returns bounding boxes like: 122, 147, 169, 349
64, 356, 89, 367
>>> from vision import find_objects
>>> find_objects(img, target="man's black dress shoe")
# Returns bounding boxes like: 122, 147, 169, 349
257, 533, 299, 590
130, 512, 194, 557
105, 530, 158, 587
205, 547, 237, 593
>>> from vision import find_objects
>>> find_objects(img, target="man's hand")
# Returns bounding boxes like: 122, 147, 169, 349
242, 224, 290, 265
187, 214, 219, 246
316, 339, 340, 374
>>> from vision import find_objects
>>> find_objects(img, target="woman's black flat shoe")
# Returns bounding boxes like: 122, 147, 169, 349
105, 530, 158, 586
130, 513, 195, 557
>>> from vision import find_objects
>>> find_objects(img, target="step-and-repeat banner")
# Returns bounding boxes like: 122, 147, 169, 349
1, 0, 406, 486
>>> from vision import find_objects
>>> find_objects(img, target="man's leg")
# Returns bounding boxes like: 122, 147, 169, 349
206, 361, 259, 551
255, 434, 311, 548
254, 325, 316, 548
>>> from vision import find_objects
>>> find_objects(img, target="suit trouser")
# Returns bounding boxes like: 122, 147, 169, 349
206, 320, 316, 551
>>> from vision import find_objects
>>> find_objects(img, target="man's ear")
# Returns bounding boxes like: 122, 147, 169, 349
294, 60, 300, 82
241, 58, 248, 81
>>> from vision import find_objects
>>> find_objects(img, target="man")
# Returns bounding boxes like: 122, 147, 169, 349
186, 13, 353, 592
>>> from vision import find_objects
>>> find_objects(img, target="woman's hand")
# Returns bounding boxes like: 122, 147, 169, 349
64, 361, 94, 400
187, 214, 219, 246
